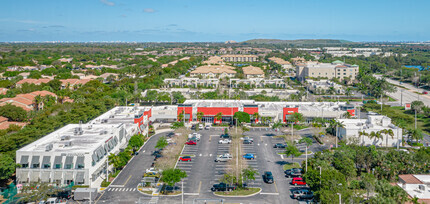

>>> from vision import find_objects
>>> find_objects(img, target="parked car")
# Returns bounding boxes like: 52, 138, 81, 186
179, 156, 192, 162
218, 139, 231, 144
205, 124, 211, 130
241, 136, 253, 142
285, 168, 303, 178
152, 150, 162, 156
243, 153, 255, 160
185, 140, 197, 145
154, 153, 163, 160
215, 154, 232, 162
423, 91, 428, 94
211, 183, 236, 191
220, 134, 230, 139
143, 172, 160, 178
188, 133, 201, 140
273, 143, 286, 148
291, 189, 314, 200
199, 124, 204, 129
291, 177, 306, 186
243, 139, 253, 144
263, 171, 274, 184
145, 167, 161, 174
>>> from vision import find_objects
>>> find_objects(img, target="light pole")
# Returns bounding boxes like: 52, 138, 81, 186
337, 193, 342, 204
181, 179, 184, 204
318, 166, 322, 186
336, 124, 338, 148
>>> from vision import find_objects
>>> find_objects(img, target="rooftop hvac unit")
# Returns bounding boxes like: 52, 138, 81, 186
101, 119, 108, 123
61, 135, 71, 141
87, 125, 92, 129
109, 115, 115, 118
45, 144, 53, 151
64, 141, 72, 147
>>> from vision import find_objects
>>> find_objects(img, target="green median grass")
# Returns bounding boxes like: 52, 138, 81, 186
283, 162, 301, 170
214, 187, 260, 196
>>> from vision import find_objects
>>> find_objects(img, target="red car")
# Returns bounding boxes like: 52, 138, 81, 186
423, 91, 428, 94
290, 177, 306, 186
186, 140, 197, 145
179, 156, 191, 162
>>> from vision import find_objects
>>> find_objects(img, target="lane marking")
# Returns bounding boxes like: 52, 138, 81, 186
274, 181, 279, 193
260, 192, 279, 195
184, 193, 199, 195
123, 175, 132, 185
197, 181, 202, 194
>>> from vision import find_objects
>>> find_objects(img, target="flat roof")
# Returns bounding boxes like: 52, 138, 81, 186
18, 123, 123, 153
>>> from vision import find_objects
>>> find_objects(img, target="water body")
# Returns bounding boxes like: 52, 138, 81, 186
403, 65, 429, 71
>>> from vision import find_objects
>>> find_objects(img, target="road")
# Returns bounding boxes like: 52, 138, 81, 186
374, 75, 430, 106
96, 131, 173, 203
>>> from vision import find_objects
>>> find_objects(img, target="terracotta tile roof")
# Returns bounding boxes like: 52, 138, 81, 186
16, 78, 51, 85
221, 54, 258, 58
268, 57, 291, 65
242, 66, 264, 75
191, 65, 236, 74
0, 121, 27, 130
399, 174, 423, 184
0, 116, 8, 123
0, 90, 57, 111
0, 88, 8, 95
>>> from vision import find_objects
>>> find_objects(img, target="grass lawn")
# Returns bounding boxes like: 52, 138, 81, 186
214, 187, 260, 196
142, 190, 153, 194
283, 162, 301, 170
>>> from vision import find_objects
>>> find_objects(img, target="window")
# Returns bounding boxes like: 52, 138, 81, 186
32, 163, 40, 168
54, 164, 62, 169
65, 164, 73, 169
343, 73, 346, 75
43, 164, 50, 169
22, 164, 29, 168
343, 69, 346, 71
77, 164, 85, 169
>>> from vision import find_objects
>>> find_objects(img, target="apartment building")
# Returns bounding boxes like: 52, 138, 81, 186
306, 79, 345, 94
163, 77, 219, 88
0, 90, 57, 111
190, 65, 236, 78
398, 174, 430, 203
242, 66, 264, 78
296, 60, 359, 81
16, 78, 52, 88
221, 55, 258, 62
230, 78, 287, 89
268, 57, 293, 69
203, 56, 224, 65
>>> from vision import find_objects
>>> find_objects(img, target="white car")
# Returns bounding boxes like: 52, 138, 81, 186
215, 154, 232, 162
240, 136, 253, 142
145, 168, 161, 174
218, 139, 231, 144
199, 124, 204, 129
205, 124, 211, 130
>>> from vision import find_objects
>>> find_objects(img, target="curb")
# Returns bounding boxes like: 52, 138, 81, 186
174, 144, 186, 169
108, 131, 173, 187
212, 187, 262, 198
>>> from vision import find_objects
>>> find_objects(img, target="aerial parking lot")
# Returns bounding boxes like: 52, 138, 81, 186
154, 127, 322, 204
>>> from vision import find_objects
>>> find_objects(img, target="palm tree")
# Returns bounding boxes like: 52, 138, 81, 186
196, 111, 204, 122
358, 131, 368, 146
369, 131, 383, 146
33, 95, 43, 111
178, 110, 185, 122
215, 112, 223, 124
253, 112, 260, 123
381, 129, 394, 147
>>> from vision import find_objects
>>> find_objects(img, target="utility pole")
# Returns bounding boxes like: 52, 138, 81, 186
305, 144, 308, 172
106, 158, 109, 183
336, 124, 338, 148
415, 110, 417, 129
181, 179, 184, 204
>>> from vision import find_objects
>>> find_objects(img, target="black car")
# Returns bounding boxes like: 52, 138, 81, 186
211, 183, 236, 191
243, 139, 252, 144
273, 143, 286, 148
153, 153, 163, 161
151, 150, 162, 156
262, 171, 274, 184
285, 168, 303, 178
220, 134, 230, 139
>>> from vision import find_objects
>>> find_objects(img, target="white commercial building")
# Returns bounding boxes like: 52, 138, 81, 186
16, 123, 128, 187
337, 113, 402, 147
398, 174, 430, 202
16, 106, 151, 187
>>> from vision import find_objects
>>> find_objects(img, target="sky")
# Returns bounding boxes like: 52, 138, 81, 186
0, 0, 429, 42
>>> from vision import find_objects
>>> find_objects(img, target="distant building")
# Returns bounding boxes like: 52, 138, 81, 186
296, 61, 359, 81
16, 79, 52, 88
0, 116, 27, 130
58, 58, 73, 63
163, 77, 219, 88
60, 79, 92, 90
221, 55, 258, 62
0, 90, 57, 111
242, 66, 264, 78
203, 56, 225, 65
190, 65, 236, 78
306, 79, 345, 94
337, 113, 402, 147
268, 57, 293, 69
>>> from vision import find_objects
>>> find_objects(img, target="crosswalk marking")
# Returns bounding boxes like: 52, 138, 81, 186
107, 187, 138, 192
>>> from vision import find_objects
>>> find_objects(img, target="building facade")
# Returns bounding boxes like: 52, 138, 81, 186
221, 55, 258, 62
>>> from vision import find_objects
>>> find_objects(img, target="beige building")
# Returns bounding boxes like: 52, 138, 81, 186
296, 61, 359, 81
203, 56, 224, 65
242, 66, 264, 78
190, 65, 236, 78
268, 57, 293, 69
221, 55, 258, 62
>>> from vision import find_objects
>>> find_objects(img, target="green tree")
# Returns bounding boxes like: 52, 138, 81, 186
155, 136, 168, 149
161, 168, 187, 186
252, 112, 259, 122
0, 154, 15, 180
0, 104, 27, 122
409, 128, 423, 144
233, 111, 250, 123
196, 111, 204, 122
411, 100, 424, 113
285, 142, 302, 162
241, 166, 259, 187
215, 112, 223, 122
289, 112, 304, 124
128, 134, 144, 150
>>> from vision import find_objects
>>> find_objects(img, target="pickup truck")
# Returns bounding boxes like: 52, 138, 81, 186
215, 154, 232, 162
211, 183, 236, 191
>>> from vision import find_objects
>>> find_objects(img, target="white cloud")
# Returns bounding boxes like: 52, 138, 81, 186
100, 0, 115, 6
143, 8, 155, 13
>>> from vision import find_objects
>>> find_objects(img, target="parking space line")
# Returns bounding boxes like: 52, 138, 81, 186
274, 181, 279, 193
197, 181, 202, 194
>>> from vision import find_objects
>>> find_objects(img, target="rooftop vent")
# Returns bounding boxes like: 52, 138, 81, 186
45, 144, 53, 151
87, 125, 92, 129
109, 115, 115, 118
101, 119, 108, 123
64, 141, 72, 147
